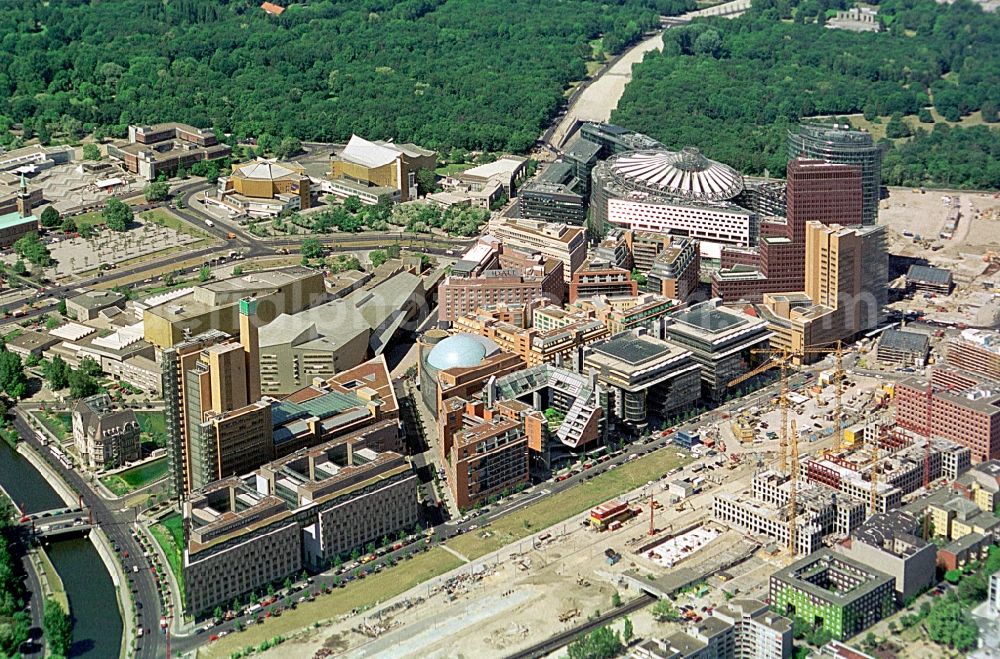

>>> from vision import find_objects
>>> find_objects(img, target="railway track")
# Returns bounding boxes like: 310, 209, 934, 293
506, 592, 655, 659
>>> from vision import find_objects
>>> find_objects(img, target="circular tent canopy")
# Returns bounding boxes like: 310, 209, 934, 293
608, 147, 744, 202
426, 334, 501, 371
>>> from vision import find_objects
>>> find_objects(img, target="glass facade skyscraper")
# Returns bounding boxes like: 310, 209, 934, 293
787, 123, 882, 226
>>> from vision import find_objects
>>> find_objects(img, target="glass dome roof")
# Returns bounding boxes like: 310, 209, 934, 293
426, 334, 500, 371
608, 147, 744, 201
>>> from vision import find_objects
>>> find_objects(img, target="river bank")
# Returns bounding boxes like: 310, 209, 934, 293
4, 438, 128, 658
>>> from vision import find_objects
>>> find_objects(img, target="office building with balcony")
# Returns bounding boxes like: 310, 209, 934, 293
574, 293, 681, 336
662, 299, 772, 402
487, 364, 606, 456
490, 218, 587, 283
568, 262, 637, 303
519, 162, 586, 225
583, 330, 701, 432
183, 441, 417, 615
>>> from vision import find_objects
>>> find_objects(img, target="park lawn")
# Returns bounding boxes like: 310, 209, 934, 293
203, 547, 464, 659
136, 411, 166, 436
139, 209, 210, 239
150, 513, 185, 606
434, 162, 473, 176
71, 211, 106, 229
100, 458, 169, 496
33, 410, 70, 441
446, 448, 692, 561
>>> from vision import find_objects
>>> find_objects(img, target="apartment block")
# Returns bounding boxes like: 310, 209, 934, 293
953, 460, 1000, 514
490, 218, 587, 283
568, 263, 637, 303
713, 470, 867, 557
833, 511, 937, 604
438, 251, 564, 323
926, 496, 1000, 543
895, 369, 1000, 461
769, 550, 895, 640
453, 304, 608, 369
440, 399, 530, 510
72, 394, 141, 471
800, 434, 971, 514
633, 599, 792, 659
947, 329, 1000, 382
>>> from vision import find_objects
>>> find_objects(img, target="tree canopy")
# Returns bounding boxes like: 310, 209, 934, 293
612, 0, 1000, 188
103, 198, 133, 232
0, 0, 677, 153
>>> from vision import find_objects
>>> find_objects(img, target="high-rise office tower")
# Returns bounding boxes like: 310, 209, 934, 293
788, 123, 881, 225
804, 221, 887, 335
163, 298, 267, 496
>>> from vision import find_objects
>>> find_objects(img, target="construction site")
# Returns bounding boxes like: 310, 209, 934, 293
229, 337, 980, 659
880, 187, 1000, 328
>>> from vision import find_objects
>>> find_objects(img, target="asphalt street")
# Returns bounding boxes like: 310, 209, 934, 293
12, 410, 164, 659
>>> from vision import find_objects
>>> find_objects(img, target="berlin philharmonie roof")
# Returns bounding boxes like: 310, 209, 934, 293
608, 147, 744, 202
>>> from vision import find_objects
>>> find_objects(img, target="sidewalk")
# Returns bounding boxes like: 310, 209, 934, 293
137, 513, 194, 638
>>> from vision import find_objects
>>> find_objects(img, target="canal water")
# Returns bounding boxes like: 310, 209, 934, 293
0, 440, 122, 657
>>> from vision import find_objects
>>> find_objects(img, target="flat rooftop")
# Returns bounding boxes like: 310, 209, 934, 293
592, 332, 674, 365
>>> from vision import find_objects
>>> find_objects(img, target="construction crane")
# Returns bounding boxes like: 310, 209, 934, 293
788, 420, 800, 560
727, 342, 846, 472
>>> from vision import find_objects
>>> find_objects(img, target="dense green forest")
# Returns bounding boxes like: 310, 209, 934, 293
0, 0, 690, 153
612, 0, 1000, 188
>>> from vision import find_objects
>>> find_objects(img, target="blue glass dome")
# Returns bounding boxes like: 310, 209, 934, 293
426, 334, 500, 371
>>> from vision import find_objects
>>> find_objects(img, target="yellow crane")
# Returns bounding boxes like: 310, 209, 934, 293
726, 342, 846, 472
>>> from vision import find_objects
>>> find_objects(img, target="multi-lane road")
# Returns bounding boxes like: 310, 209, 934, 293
12, 411, 163, 659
